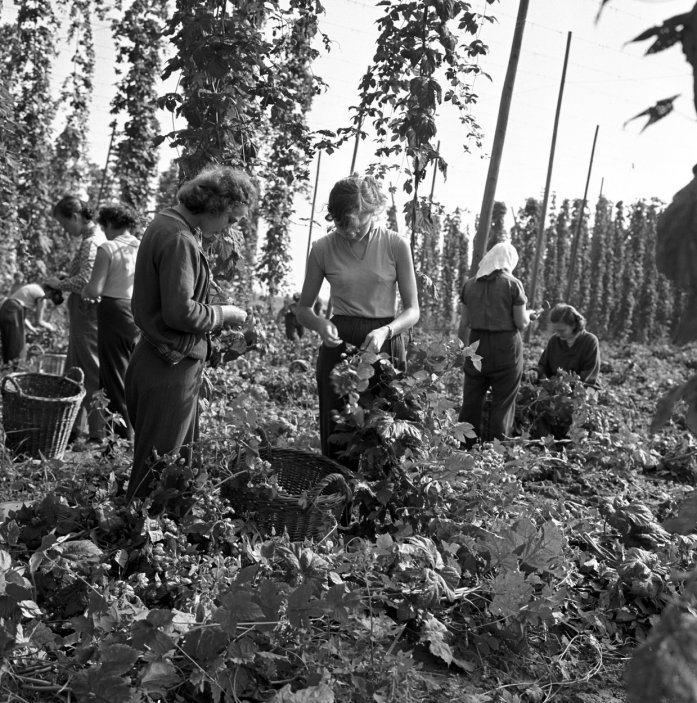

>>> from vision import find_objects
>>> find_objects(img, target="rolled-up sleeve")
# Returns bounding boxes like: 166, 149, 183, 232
57, 237, 100, 294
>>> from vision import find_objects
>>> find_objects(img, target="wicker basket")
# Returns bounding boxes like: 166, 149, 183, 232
1, 368, 85, 459
223, 440, 353, 541
26, 345, 67, 375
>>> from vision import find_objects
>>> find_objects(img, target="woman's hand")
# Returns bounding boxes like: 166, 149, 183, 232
318, 319, 342, 347
361, 326, 390, 354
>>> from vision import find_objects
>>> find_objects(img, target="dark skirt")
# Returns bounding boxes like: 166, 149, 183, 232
0, 299, 26, 364
65, 293, 104, 439
317, 315, 405, 466
124, 339, 203, 500
459, 329, 523, 443
98, 297, 139, 440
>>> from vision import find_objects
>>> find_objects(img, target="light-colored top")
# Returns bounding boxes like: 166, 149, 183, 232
54, 224, 107, 294
100, 233, 140, 299
309, 226, 402, 318
11, 283, 44, 309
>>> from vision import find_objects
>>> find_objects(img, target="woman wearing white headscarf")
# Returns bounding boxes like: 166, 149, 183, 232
457, 242, 535, 445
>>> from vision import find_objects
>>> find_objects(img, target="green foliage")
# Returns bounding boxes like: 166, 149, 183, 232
111, 0, 168, 210
256, 2, 324, 294
159, 0, 326, 286
52, 0, 99, 193
6, 0, 59, 276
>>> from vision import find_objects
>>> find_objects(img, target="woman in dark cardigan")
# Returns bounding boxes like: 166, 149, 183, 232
535, 303, 600, 386
124, 165, 255, 501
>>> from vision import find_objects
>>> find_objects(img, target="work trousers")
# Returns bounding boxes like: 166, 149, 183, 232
98, 297, 139, 440
317, 315, 405, 468
125, 340, 203, 500
0, 299, 25, 364
459, 329, 523, 443
65, 293, 104, 439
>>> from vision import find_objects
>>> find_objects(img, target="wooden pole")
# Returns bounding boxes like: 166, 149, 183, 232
390, 188, 399, 233
305, 150, 322, 271
96, 120, 117, 207
565, 124, 599, 302
349, 114, 363, 175
470, 0, 530, 276
429, 141, 441, 203
526, 30, 573, 333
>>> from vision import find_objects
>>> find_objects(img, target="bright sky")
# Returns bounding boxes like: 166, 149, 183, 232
3, 0, 696, 292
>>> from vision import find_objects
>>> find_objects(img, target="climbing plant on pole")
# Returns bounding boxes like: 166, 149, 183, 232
257, 1, 325, 295
52, 0, 100, 194
111, 0, 168, 210
159, 0, 325, 284
6, 0, 59, 275
326, 0, 494, 252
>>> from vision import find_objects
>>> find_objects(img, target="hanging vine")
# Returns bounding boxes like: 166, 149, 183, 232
319, 0, 494, 253
51, 0, 98, 193
159, 0, 326, 285
111, 0, 168, 210
7, 0, 60, 275
257, 1, 325, 294
0, 25, 20, 287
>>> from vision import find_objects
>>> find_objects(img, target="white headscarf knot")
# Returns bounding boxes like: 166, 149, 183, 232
476, 241, 519, 280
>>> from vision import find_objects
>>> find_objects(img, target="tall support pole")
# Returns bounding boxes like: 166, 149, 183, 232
96, 120, 117, 207
349, 114, 363, 175
429, 141, 441, 203
470, 0, 530, 276
305, 150, 322, 271
565, 124, 599, 302
526, 30, 572, 326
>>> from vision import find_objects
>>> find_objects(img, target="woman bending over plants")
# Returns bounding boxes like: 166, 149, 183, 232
296, 174, 420, 466
458, 242, 538, 446
531, 303, 600, 386
0, 282, 59, 365
124, 165, 255, 501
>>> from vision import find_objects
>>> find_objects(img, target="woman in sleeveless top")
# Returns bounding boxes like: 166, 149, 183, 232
124, 166, 255, 501
296, 175, 420, 467
82, 203, 141, 441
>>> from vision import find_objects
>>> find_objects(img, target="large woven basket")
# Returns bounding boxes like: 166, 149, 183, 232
1, 368, 85, 459
223, 439, 353, 541
26, 345, 67, 375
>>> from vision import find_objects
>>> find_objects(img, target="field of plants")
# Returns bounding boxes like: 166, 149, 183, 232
2, 314, 697, 703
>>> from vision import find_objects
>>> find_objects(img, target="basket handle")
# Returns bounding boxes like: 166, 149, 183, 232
64, 367, 85, 385
1, 375, 22, 396
309, 472, 352, 505
256, 427, 273, 460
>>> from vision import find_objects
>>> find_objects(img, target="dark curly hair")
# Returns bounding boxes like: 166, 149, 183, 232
177, 165, 257, 215
52, 195, 93, 221
325, 175, 387, 231
550, 303, 586, 333
97, 202, 138, 231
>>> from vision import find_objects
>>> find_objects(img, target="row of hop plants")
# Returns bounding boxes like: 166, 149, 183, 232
407, 193, 681, 344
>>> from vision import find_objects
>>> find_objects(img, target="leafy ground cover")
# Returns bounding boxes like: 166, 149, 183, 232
1, 320, 697, 703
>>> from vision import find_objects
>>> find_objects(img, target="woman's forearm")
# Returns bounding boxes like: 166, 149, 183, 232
387, 306, 419, 337
296, 306, 324, 333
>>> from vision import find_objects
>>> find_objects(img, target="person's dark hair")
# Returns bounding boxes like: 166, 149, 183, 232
550, 303, 586, 333
97, 202, 138, 230
325, 175, 387, 231
52, 195, 93, 221
177, 165, 257, 215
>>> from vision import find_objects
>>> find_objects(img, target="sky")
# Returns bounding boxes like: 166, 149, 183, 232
3, 0, 696, 291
